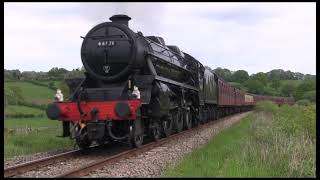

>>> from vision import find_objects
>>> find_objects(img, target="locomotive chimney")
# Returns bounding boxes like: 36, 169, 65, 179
110, 14, 131, 26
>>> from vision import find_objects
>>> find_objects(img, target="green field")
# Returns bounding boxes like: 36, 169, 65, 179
5, 81, 55, 104
4, 118, 74, 160
4, 117, 60, 129
34, 80, 61, 87
163, 102, 316, 177
3, 80, 76, 160
5, 105, 45, 116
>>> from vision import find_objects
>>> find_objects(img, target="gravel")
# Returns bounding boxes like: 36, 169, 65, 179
13, 143, 130, 178
4, 148, 74, 169
85, 112, 251, 178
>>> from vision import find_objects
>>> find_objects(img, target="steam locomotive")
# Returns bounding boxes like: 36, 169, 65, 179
46, 15, 294, 149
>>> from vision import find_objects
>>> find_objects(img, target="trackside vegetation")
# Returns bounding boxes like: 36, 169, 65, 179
162, 102, 316, 177
4, 118, 75, 160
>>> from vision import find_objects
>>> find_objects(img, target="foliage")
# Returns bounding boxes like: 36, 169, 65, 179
267, 69, 295, 81
256, 102, 316, 139
17, 101, 47, 110
296, 99, 311, 106
294, 80, 316, 100
25, 80, 57, 90
5, 113, 45, 118
250, 72, 268, 86
262, 86, 279, 96
164, 103, 316, 177
48, 81, 56, 90
5, 105, 45, 118
64, 67, 86, 79
302, 90, 316, 102
228, 82, 248, 91
230, 70, 249, 83
57, 80, 70, 100
4, 67, 316, 103
48, 67, 68, 80
4, 69, 21, 80
212, 67, 232, 81
255, 101, 278, 113
281, 83, 296, 97
304, 74, 316, 80
270, 78, 281, 90
5, 81, 55, 104
243, 79, 264, 94
4, 86, 25, 105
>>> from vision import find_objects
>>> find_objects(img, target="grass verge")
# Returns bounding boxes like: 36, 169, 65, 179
162, 102, 316, 177
4, 118, 74, 160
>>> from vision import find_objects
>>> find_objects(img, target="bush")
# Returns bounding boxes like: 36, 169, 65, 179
5, 86, 25, 105
25, 80, 57, 90
57, 81, 70, 100
256, 101, 316, 139
48, 81, 56, 90
296, 99, 311, 106
5, 113, 44, 118
302, 91, 316, 103
255, 101, 278, 113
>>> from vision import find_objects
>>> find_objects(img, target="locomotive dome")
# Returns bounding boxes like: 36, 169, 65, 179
81, 14, 142, 82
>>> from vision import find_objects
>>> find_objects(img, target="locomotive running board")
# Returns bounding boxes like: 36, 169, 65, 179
154, 75, 199, 91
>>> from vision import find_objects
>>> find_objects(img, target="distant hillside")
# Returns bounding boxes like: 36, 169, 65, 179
3, 67, 316, 103
5, 81, 55, 105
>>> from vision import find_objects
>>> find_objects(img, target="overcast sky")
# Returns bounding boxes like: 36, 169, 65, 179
4, 2, 316, 75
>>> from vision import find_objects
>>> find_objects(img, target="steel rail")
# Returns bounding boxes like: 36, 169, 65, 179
4, 149, 81, 177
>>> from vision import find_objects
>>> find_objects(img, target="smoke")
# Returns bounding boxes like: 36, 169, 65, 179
78, 3, 167, 35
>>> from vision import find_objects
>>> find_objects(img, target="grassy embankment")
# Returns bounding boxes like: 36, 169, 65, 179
4, 81, 74, 160
163, 102, 316, 177
5, 81, 55, 104
4, 118, 75, 160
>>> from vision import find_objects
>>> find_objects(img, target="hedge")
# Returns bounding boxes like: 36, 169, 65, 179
5, 113, 45, 119
17, 101, 47, 110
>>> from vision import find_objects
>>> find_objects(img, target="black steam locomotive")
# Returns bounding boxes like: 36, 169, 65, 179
46, 15, 294, 149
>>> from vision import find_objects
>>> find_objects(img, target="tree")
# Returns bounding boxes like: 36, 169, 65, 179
231, 70, 249, 83
4, 69, 21, 80
281, 83, 295, 97
263, 86, 279, 96
270, 78, 281, 90
267, 69, 285, 81
296, 99, 311, 106
21, 71, 37, 80
250, 72, 268, 86
64, 68, 85, 79
294, 80, 316, 100
243, 79, 264, 94
48, 81, 56, 89
48, 67, 68, 80
304, 74, 316, 80
5, 86, 25, 105
228, 82, 248, 91
302, 90, 316, 102
293, 72, 304, 80
212, 67, 232, 81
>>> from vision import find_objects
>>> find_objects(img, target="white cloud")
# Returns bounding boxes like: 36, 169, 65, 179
4, 2, 316, 75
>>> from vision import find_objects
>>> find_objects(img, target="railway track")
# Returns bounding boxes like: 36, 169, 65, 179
4, 149, 80, 177
57, 112, 246, 178
4, 112, 250, 178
